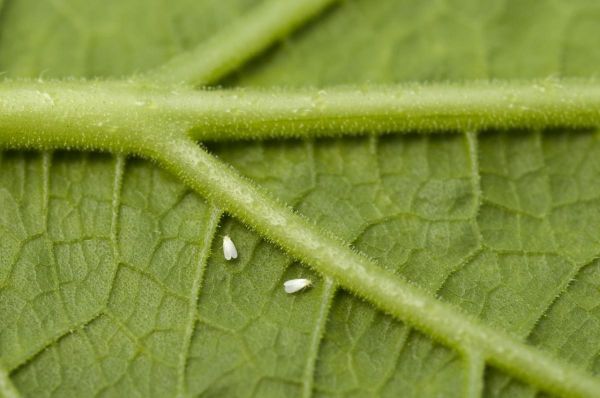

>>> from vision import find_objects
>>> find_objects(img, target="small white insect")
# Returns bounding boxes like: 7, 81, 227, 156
222, 235, 238, 260
283, 278, 312, 294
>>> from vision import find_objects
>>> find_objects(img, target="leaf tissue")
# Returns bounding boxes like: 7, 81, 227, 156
1, 1, 600, 397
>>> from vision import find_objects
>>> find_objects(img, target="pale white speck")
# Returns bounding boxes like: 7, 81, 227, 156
284, 278, 312, 294
223, 235, 237, 260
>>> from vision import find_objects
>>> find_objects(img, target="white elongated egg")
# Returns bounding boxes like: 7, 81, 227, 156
284, 278, 312, 294
223, 235, 238, 260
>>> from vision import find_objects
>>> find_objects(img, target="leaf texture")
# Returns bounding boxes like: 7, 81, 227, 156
1, 0, 600, 397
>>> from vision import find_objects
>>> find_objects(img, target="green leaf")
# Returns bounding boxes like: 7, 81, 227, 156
1, 1, 600, 397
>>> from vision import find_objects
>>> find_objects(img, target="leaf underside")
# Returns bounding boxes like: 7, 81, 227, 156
2, 1, 600, 397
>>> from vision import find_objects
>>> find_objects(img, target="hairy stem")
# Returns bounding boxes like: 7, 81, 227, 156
1, 80, 600, 150
143, 0, 338, 85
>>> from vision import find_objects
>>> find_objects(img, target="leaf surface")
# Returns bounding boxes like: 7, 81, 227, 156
1, 1, 600, 397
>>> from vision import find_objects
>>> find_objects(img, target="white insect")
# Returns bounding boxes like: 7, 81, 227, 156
283, 278, 312, 294
222, 235, 238, 260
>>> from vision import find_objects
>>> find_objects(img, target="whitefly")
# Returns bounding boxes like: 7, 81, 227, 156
284, 278, 312, 294
223, 235, 238, 260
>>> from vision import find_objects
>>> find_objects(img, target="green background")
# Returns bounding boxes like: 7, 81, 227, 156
1, 0, 600, 396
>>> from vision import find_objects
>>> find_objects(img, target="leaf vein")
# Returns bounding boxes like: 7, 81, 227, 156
301, 277, 336, 398
176, 205, 222, 398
